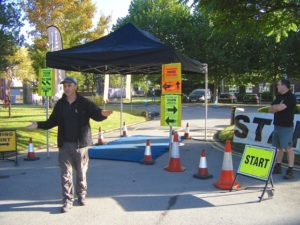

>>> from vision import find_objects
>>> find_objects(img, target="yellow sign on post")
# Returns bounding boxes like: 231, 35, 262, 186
38, 68, 54, 96
161, 95, 182, 127
0, 130, 17, 152
238, 145, 276, 181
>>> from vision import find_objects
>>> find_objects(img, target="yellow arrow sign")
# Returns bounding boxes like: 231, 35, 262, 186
38, 68, 55, 97
160, 95, 181, 127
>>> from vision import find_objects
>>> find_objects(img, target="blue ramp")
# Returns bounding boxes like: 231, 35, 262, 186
89, 135, 169, 163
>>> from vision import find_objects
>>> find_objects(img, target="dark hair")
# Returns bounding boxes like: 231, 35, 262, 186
280, 78, 291, 89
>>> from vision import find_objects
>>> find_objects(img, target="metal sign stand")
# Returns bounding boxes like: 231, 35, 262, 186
45, 96, 50, 158
229, 149, 277, 202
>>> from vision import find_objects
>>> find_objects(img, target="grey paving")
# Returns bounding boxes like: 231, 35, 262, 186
0, 105, 299, 225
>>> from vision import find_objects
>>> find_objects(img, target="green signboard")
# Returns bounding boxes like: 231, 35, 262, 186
238, 145, 276, 181
160, 95, 181, 127
38, 68, 54, 96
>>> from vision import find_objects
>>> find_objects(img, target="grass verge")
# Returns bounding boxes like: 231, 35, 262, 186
0, 105, 146, 152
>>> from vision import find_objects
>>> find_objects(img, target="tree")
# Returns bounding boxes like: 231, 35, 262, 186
23, 0, 111, 83
187, 0, 300, 42
0, 0, 23, 72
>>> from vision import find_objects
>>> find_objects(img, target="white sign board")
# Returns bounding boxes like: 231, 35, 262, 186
234, 112, 300, 154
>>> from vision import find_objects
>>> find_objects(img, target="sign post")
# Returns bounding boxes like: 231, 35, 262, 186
0, 129, 18, 165
38, 68, 55, 158
230, 145, 277, 202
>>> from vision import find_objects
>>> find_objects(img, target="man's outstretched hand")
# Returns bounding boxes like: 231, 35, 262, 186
101, 110, 113, 117
26, 122, 38, 130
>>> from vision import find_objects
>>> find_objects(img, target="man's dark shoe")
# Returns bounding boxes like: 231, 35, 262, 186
61, 202, 73, 213
78, 197, 86, 206
283, 169, 294, 180
272, 163, 282, 174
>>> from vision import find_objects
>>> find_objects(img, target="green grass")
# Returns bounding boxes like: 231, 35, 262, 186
108, 96, 161, 104
0, 105, 146, 152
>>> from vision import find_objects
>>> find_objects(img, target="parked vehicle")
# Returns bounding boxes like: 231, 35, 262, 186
243, 93, 260, 104
187, 89, 211, 102
218, 93, 237, 103
294, 92, 300, 104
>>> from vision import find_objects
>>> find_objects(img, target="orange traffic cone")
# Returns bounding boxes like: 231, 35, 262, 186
193, 149, 213, 179
121, 122, 128, 137
214, 140, 240, 190
24, 137, 40, 161
97, 127, 105, 145
184, 122, 191, 139
141, 139, 155, 165
165, 132, 185, 172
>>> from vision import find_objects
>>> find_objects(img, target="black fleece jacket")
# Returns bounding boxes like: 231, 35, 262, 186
37, 94, 107, 148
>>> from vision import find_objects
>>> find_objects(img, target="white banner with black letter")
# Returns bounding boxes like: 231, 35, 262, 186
234, 112, 300, 154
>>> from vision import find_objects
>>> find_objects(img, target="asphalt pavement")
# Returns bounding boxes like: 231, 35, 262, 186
0, 104, 299, 225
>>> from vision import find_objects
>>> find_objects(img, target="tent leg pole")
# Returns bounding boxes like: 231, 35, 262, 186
205, 65, 208, 140
120, 76, 123, 137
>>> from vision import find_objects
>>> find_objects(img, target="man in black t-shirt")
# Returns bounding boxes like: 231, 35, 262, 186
269, 79, 296, 179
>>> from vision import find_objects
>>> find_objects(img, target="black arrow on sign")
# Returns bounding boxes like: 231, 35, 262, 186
46, 80, 51, 86
176, 81, 180, 89
42, 81, 47, 86
167, 106, 177, 114
165, 117, 175, 125
163, 83, 172, 90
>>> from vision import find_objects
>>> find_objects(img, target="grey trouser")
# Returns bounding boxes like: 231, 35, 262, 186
59, 142, 89, 204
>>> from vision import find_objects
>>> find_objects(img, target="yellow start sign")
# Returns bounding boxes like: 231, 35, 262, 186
0, 130, 17, 152
238, 145, 276, 181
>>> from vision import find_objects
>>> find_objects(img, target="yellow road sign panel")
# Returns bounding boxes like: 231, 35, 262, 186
38, 68, 55, 96
0, 130, 17, 152
162, 63, 181, 94
238, 145, 276, 181
161, 95, 181, 127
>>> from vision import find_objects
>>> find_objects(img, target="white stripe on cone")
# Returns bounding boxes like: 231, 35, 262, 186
28, 143, 34, 152
222, 152, 233, 170
144, 145, 151, 156
199, 157, 207, 168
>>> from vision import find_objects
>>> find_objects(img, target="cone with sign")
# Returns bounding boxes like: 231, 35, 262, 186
165, 132, 185, 172
121, 122, 128, 137
214, 140, 240, 190
24, 137, 40, 161
184, 122, 191, 139
97, 127, 105, 145
193, 149, 213, 179
141, 139, 155, 165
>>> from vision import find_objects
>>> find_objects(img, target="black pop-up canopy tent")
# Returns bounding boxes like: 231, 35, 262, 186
46, 23, 209, 139
46, 23, 206, 74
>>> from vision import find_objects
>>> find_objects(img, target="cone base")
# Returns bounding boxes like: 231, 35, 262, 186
24, 157, 40, 161
164, 158, 185, 172
183, 134, 191, 140
141, 160, 155, 165
96, 141, 106, 146
214, 181, 240, 190
193, 173, 213, 179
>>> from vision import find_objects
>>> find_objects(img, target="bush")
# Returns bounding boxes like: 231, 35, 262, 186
218, 125, 234, 141
260, 92, 273, 101
88, 95, 105, 106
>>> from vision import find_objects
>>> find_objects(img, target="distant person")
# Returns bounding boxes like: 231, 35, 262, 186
151, 88, 156, 103
269, 78, 296, 179
27, 77, 113, 213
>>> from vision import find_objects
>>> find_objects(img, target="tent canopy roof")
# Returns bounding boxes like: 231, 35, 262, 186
46, 23, 206, 74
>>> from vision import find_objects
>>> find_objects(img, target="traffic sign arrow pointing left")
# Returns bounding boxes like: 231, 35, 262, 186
165, 117, 175, 125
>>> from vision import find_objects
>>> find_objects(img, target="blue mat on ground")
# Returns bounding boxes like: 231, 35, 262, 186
89, 135, 169, 163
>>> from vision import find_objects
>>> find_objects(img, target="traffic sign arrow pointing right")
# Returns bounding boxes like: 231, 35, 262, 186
167, 105, 177, 114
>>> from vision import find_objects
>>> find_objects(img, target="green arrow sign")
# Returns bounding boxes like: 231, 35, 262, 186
161, 95, 181, 127
38, 68, 54, 96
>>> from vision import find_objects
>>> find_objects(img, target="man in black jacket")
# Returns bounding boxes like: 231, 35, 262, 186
27, 77, 112, 213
